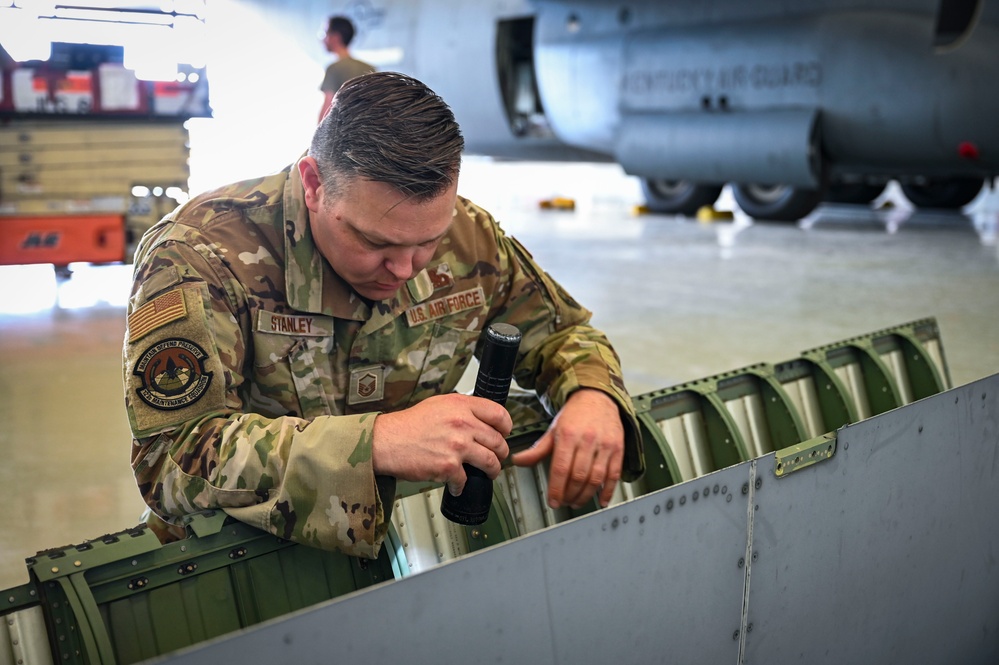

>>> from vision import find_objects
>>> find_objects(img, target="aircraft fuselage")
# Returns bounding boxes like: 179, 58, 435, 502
345, 0, 998, 217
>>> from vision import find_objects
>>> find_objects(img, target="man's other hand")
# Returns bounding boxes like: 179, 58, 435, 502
511, 389, 625, 509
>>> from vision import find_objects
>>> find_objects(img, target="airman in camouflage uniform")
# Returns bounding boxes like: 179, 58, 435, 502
123, 72, 644, 559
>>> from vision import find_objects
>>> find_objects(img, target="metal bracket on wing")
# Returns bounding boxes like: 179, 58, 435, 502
774, 432, 836, 478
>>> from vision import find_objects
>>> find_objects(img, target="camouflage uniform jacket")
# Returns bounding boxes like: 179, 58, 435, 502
123, 161, 643, 559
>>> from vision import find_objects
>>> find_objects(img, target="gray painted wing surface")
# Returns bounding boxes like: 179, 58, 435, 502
153, 374, 999, 665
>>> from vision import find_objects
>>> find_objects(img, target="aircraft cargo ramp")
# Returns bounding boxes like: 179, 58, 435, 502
3, 318, 997, 664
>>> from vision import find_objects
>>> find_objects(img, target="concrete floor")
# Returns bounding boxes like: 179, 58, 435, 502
2, 159, 998, 590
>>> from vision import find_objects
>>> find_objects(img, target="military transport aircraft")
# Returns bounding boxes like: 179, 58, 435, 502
306, 0, 999, 221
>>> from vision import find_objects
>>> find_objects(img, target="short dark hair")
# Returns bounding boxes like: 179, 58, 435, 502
326, 16, 356, 47
309, 72, 465, 202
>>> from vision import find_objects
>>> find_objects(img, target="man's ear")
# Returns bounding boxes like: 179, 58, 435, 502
297, 157, 323, 212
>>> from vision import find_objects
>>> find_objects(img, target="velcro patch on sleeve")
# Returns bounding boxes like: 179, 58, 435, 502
125, 285, 226, 437
128, 288, 187, 343
132, 337, 214, 411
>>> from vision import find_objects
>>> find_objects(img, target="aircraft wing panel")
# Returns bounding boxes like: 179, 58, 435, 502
748, 379, 999, 664
151, 373, 999, 665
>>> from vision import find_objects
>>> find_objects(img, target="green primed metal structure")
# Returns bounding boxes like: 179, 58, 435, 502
0, 318, 950, 665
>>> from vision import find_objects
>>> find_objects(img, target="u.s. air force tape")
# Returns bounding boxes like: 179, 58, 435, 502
405, 286, 484, 326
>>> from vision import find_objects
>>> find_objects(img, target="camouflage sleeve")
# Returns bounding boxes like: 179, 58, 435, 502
124, 229, 390, 557
473, 205, 645, 481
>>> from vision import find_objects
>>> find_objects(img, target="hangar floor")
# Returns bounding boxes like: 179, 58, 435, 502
1, 159, 998, 590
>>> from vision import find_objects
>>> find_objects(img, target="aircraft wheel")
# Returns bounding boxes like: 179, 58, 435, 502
825, 182, 885, 205
731, 184, 823, 222
900, 177, 985, 210
641, 179, 723, 216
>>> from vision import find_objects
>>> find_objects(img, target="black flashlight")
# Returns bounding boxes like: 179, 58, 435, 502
440, 322, 521, 525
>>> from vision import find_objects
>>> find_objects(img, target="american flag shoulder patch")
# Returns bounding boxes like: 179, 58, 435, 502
128, 288, 188, 343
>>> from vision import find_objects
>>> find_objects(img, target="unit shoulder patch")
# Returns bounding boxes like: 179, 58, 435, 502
132, 337, 214, 411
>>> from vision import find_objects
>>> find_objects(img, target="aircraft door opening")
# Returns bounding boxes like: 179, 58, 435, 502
496, 17, 553, 139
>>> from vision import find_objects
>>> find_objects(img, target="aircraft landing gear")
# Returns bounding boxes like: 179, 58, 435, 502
731, 183, 823, 222
900, 177, 985, 209
824, 182, 886, 205
640, 179, 723, 216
